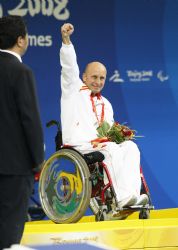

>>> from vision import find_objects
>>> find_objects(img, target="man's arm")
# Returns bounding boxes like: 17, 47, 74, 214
61, 23, 74, 45
60, 23, 83, 96
14, 67, 44, 171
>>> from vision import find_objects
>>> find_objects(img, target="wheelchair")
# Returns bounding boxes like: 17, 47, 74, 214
27, 172, 46, 221
39, 121, 153, 224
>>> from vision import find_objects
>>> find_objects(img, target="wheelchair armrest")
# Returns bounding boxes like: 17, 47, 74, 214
84, 151, 105, 165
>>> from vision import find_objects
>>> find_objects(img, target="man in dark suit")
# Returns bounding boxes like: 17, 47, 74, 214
0, 16, 44, 249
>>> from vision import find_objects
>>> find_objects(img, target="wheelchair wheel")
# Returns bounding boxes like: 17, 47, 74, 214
39, 148, 92, 223
95, 209, 107, 221
139, 209, 150, 219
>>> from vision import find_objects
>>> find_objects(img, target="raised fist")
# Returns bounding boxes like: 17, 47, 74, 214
61, 23, 74, 38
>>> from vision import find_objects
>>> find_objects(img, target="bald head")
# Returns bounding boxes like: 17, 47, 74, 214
84, 61, 107, 75
82, 61, 107, 94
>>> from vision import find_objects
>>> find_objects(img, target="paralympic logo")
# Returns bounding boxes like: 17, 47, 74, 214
157, 70, 169, 82
109, 69, 169, 83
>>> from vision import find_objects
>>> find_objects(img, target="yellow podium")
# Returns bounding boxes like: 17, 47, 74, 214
22, 208, 178, 250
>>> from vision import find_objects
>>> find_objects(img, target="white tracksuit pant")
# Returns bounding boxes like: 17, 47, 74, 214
76, 140, 141, 202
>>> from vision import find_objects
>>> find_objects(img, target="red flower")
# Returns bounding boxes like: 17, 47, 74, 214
122, 129, 133, 137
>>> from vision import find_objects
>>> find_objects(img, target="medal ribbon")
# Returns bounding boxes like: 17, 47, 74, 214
90, 93, 105, 126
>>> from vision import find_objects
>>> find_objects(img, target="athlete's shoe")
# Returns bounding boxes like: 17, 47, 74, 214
117, 195, 137, 209
135, 194, 149, 206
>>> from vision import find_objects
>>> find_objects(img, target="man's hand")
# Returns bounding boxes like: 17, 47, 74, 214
61, 23, 74, 45
91, 137, 109, 148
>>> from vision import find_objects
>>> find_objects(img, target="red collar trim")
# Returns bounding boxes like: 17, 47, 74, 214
80, 85, 89, 91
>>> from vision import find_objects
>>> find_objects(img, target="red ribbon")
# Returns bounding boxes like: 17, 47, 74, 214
90, 92, 101, 100
90, 93, 105, 126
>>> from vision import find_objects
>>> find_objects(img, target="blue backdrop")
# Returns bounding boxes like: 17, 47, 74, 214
1, 0, 178, 210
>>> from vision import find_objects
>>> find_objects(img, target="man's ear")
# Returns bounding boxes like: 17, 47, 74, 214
17, 36, 24, 48
82, 73, 86, 83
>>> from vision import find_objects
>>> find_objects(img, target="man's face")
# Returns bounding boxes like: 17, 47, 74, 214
83, 62, 107, 94
22, 34, 29, 55
18, 33, 29, 56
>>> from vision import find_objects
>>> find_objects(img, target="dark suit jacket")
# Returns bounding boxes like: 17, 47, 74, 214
0, 51, 44, 175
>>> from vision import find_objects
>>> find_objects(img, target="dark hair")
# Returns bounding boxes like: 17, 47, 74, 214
0, 15, 27, 49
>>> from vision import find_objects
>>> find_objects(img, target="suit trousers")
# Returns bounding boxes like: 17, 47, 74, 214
0, 175, 34, 250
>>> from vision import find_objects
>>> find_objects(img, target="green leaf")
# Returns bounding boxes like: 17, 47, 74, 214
97, 121, 111, 137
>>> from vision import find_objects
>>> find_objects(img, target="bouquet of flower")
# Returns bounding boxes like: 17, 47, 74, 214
96, 121, 139, 144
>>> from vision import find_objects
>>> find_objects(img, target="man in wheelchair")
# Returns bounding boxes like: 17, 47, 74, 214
59, 22, 149, 217
39, 23, 152, 223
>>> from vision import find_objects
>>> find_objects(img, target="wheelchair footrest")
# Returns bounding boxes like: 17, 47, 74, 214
117, 204, 154, 212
